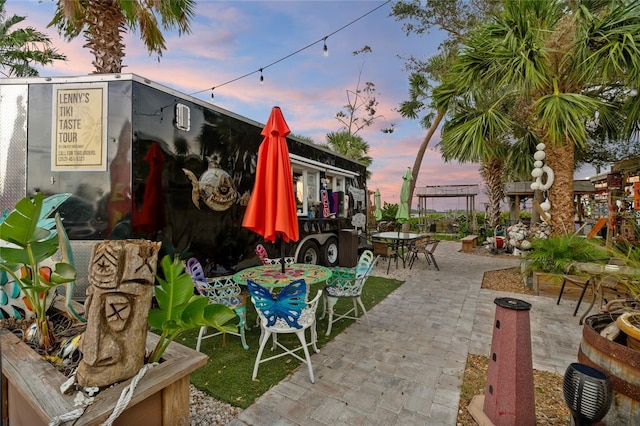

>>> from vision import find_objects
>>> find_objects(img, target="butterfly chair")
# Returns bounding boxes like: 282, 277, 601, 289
408, 239, 440, 271
372, 240, 398, 274
186, 258, 249, 351
247, 279, 322, 383
320, 250, 377, 336
255, 243, 295, 266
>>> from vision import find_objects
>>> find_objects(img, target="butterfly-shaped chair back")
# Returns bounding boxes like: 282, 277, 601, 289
186, 257, 207, 294
255, 244, 295, 266
255, 244, 270, 265
247, 279, 309, 329
355, 250, 375, 278
248, 279, 322, 383
320, 250, 377, 336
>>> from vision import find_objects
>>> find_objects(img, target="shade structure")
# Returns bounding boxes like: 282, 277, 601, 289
395, 167, 413, 223
242, 107, 299, 259
374, 189, 383, 221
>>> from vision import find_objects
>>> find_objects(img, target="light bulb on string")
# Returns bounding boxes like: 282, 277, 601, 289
323, 37, 328, 57
211, 87, 215, 100
259, 69, 264, 86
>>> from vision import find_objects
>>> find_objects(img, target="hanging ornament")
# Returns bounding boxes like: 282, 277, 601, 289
540, 198, 551, 212
530, 143, 554, 192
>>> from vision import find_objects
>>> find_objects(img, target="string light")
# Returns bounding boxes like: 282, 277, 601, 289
211, 87, 215, 99
191, 0, 391, 98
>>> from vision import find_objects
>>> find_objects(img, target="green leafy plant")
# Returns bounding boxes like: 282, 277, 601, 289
147, 255, 237, 363
523, 234, 609, 275
0, 193, 77, 350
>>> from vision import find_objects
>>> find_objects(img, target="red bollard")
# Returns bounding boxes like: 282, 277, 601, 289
483, 297, 535, 425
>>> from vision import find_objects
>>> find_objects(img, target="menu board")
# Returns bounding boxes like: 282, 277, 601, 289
51, 83, 108, 171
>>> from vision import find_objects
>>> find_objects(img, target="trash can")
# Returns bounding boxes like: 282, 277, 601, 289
339, 229, 358, 267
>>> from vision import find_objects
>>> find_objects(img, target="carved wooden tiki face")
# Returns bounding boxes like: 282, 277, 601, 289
77, 240, 161, 388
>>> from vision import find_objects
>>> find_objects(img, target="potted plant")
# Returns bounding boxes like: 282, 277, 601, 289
1, 195, 238, 425
0, 193, 78, 350
522, 233, 609, 295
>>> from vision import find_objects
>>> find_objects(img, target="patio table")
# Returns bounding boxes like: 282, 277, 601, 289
233, 263, 332, 288
370, 231, 421, 268
574, 262, 640, 324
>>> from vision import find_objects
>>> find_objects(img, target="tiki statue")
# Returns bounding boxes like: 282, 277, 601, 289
77, 240, 161, 387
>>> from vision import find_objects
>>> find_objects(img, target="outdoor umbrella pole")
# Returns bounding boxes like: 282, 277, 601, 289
280, 240, 286, 273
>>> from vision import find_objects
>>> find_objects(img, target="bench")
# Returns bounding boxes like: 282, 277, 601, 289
460, 235, 478, 253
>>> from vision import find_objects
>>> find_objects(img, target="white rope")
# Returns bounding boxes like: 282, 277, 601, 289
100, 363, 158, 426
48, 408, 85, 426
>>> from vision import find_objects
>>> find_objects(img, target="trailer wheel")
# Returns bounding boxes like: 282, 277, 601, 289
321, 236, 339, 267
297, 240, 320, 265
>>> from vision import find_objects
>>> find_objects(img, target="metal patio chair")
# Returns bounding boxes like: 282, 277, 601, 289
247, 279, 322, 383
255, 243, 295, 266
372, 240, 398, 273
320, 250, 377, 336
186, 258, 249, 351
408, 239, 440, 271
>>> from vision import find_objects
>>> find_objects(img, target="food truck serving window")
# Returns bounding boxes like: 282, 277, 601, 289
292, 159, 352, 218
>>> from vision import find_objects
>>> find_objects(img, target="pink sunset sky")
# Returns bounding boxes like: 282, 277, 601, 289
6, 0, 599, 211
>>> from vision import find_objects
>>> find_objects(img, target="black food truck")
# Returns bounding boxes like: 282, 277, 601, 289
0, 74, 368, 298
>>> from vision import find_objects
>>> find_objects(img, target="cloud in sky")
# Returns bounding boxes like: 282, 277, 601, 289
7, 1, 598, 211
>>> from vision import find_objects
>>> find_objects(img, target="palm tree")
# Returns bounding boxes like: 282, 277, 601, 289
49, 0, 195, 74
390, 0, 502, 212
447, 0, 640, 234
322, 130, 373, 179
436, 84, 532, 230
0, 0, 66, 77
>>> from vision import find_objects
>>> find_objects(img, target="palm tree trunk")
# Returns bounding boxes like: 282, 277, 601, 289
544, 141, 575, 235
408, 110, 444, 209
480, 157, 504, 230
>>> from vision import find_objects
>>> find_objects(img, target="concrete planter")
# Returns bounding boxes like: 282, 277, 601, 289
1, 330, 206, 426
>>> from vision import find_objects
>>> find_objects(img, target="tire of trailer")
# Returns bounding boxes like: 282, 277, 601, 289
321, 236, 339, 267
297, 240, 320, 265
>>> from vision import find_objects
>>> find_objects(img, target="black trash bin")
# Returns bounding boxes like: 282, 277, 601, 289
339, 229, 358, 267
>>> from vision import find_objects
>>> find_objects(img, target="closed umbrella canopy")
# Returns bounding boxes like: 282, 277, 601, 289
243, 107, 299, 255
374, 189, 382, 221
395, 167, 413, 223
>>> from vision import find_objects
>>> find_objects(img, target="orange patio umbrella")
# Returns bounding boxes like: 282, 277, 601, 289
242, 107, 299, 271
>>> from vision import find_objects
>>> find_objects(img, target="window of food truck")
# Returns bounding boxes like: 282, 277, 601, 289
293, 163, 352, 218
294, 170, 305, 215
293, 168, 319, 217
322, 174, 346, 217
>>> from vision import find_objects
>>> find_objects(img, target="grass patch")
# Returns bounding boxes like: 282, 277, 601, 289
175, 275, 403, 408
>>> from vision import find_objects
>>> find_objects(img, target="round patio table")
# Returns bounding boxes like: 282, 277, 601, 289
233, 264, 332, 288
371, 231, 422, 268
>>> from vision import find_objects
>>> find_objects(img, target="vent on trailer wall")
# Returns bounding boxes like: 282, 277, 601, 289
175, 103, 191, 131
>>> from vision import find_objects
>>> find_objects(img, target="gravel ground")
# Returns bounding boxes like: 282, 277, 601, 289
189, 385, 242, 426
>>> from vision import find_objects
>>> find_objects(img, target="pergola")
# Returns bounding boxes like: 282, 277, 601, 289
504, 180, 596, 225
416, 185, 479, 233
